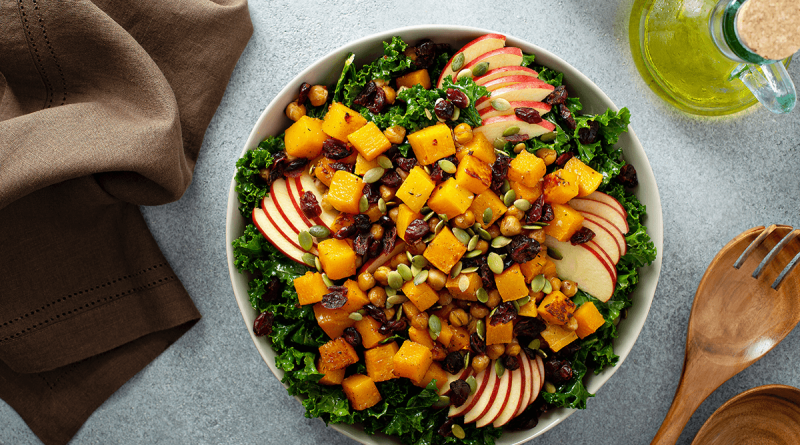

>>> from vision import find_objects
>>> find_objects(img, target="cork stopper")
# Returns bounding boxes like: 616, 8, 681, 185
737, 0, 800, 60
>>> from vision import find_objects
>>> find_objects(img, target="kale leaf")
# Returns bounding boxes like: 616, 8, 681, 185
234, 136, 284, 217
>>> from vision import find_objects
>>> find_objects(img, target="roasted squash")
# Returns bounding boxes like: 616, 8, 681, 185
327, 170, 364, 214
294, 271, 329, 306
395, 69, 431, 89
423, 227, 467, 274
365, 341, 399, 382
313, 303, 355, 339
285, 116, 328, 159
401, 280, 439, 312
318, 337, 359, 372
486, 319, 514, 345
407, 123, 456, 165
317, 238, 357, 280
540, 323, 578, 352
427, 178, 474, 220
456, 132, 496, 164
542, 169, 580, 204
354, 315, 388, 348
564, 157, 603, 197
455, 155, 492, 194
342, 374, 382, 410
393, 340, 433, 383
494, 263, 529, 302
537, 290, 576, 325
508, 150, 546, 188
543, 203, 584, 242
573, 301, 606, 339
322, 102, 367, 141
469, 189, 506, 227
348, 121, 392, 161
396, 166, 435, 212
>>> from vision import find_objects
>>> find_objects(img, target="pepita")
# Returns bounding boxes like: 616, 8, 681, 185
458, 274, 470, 292
387, 294, 407, 306
429, 327, 439, 341
433, 395, 450, 409
491, 98, 511, 111
406, 251, 414, 263
413, 269, 429, 285
449, 261, 463, 278
477, 227, 492, 241
397, 263, 413, 281
423, 211, 435, 221
493, 137, 507, 149
487, 252, 504, 274
472, 61, 489, 77
411, 255, 428, 269
387, 271, 403, 289
460, 266, 479, 274
385, 286, 397, 297
466, 374, 477, 394
464, 250, 482, 259
495, 359, 505, 377
359, 195, 369, 213
467, 235, 479, 251
451, 424, 466, 440
421, 205, 431, 214
451, 52, 465, 72
543, 279, 553, 294
464, 352, 471, 373
544, 382, 557, 394
491, 236, 512, 248
423, 233, 436, 243
476, 318, 486, 339
502, 125, 520, 137
512, 299, 520, 312
531, 275, 546, 293
298, 231, 313, 251
452, 227, 470, 245
522, 224, 544, 230
378, 198, 387, 214
548, 247, 563, 260
424, 108, 433, 121
411, 264, 421, 277
377, 155, 393, 169
363, 167, 385, 184
428, 314, 442, 334
528, 339, 541, 350
476, 288, 489, 304
321, 274, 333, 287
348, 312, 363, 321
503, 189, 517, 206
438, 213, 449, 222
309, 225, 330, 239
517, 295, 531, 307
501, 179, 511, 194
540, 131, 557, 142
466, 227, 475, 236
456, 68, 473, 80
514, 199, 532, 211
315, 256, 323, 272
438, 159, 457, 174
451, 107, 460, 121
301, 252, 315, 266
483, 208, 493, 225
434, 219, 446, 234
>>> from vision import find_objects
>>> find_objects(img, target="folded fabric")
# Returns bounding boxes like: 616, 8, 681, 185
0, 1, 252, 444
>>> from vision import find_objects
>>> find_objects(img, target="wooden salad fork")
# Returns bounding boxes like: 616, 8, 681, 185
651, 225, 800, 445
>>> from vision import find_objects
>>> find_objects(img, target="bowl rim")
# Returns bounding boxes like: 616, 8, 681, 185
225, 24, 664, 445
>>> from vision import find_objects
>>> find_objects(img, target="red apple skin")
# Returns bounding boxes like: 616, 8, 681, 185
544, 235, 616, 302
581, 211, 627, 255
463, 362, 501, 423
449, 367, 492, 418
439, 367, 473, 396
260, 197, 304, 251
474, 115, 556, 143
271, 179, 312, 235
584, 191, 627, 220
569, 198, 629, 234
475, 364, 513, 427
289, 175, 332, 230
252, 207, 306, 265
582, 219, 621, 264
436, 33, 506, 87
475, 81, 556, 109
478, 100, 551, 120
536, 355, 545, 392
492, 356, 527, 427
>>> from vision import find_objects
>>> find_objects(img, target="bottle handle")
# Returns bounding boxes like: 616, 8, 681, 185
732, 61, 797, 114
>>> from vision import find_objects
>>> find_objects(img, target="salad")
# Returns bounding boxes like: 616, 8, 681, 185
232, 34, 656, 444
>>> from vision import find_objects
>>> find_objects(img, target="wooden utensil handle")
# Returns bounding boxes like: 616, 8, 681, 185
650, 379, 708, 445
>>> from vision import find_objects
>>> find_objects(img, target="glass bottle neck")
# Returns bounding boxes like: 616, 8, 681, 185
710, 0, 772, 64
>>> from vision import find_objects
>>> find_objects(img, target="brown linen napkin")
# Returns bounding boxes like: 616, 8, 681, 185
0, 1, 252, 444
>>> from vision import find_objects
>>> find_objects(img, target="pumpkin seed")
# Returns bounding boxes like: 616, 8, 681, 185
477, 227, 492, 241
543, 279, 553, 294
423, 233, 436, 243
315, 256, 323, 272
411, 255, 428, 269
544, 382, 557, 394
301, 253, 316, 267
548, 246, 563, 260
309, 225, 330, 239
456, 68, 473, 80
451, 107, 460, 121
472, 61, 490, 77
449, 261, 463, 278
464, 352, 471, 372
413, 269, 428, 285
467, 234, 479, 251
476, 318, 486, 339
528, 339, 541, 350
396, 304, 405, 321
491, 98, 511, 111
428, 314, 442, 334
531, 274, 546, 293
540, 131, 557, 142
466, 374, 477, 394
424, 108, 433, 121
503, 189, 516, 206
429, 327, 439, 341
451, 52, 465, 72
423, 211, 435, 221
438, 213, 449, 222
537, 349, 548, 359
491, 236, 512, 248
387, 294, 407, 306
460, 266, 479, 274
397, 263, 413, 281
377, 155, 393, 169
433, 395, 450, 409
363, 167, 385, 184
452, 227, 470, 245
378, 198, 387, 214
385, 286, 397, 297
438, 159, 457, 174
411, 264, 421, 277
466, 227, 475, 236
406, 250, 414, 263
388, 271, 403, 289
512, 299, 520, 312
517, 295, 531, 307
502, 125, 520, 137
321, 274, 333, 287
482, 208, 493, 225
359, 195, 369, 213
452, 424, 466, 440
514, 199, 532, 211
487, 252, 504, 274
477, 287, 489, 304
421, 205, 431, 214
493, 137, 506, 149
298, 231, 313, 251
458, 274, 470, 292
495, 359, 505, 377
522, 224, 544, 230
348, 312, 363, 321
464, 250, 482, 259
434, 219, 446, 234
501, 179, 511, 194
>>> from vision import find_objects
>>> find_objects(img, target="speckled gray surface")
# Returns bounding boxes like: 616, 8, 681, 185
3, 1, 800, 444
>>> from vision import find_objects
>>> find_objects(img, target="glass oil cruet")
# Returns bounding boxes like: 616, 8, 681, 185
630, 0, 800, 116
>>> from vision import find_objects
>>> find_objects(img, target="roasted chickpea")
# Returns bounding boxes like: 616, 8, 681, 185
411, 312, 429, 330
390, 252, 410, 268
285, 101, 306, 121
379, 185, 396, 201
437, 289, 453, 306
428, 216, 440, 233
370, 224, 384, 240
452, 210, 475, 229
372, 78, 387, 87
467, 318, 478, 334
368, 286, 387, 307
308, 85, 328, 106
453, 123, 473, 144
505, 205, 525, 220
320, 195, 333, 212
471, 354, 490, 373
486, 289, 502, 309
476, 239, 489, 254
449, 308, 470, 327
513, 143, 526, 154
549, 277, 562, 293
373, 266, 391, 286
432, 345, 447, 361
542, 259, 558, 279
561, 280, 578, 297
486, 344, 506, 360
384, 125, 407, 145
358, 271, 376, 291
427, 269, 448, 291
355, 257, 363, 268
487, 224, 501, 239
407, 242, 427, 255
469, 303, 489, 319
506, 338, 521, 356
500, 215, 523, 236
529, 229, 546, 244
388, 207, 399, 222
535, 148, 557, 165
565, 316, 579, 331
381, 85, 397, 105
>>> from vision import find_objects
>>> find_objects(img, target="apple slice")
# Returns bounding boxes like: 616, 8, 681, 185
473, 115, 556, 143
360, 242, 407, 274
462, 361, 500, 423
544, 235, 616, 302
288, 174, 336, 230
584, 191, 627, 220
437, 33, 506, 88
481, 76, 554, 92
475, 82, 556, 110
260, 196, 316, 254
271, 179, 314, 236
438, 366, 473, 396
478, 100, 551, 120
569, 198, 629, 234
582, 219, 621, 264
536, 355, 545, 392
492, 357, 528, 427
582, 212, 627, 256
474, 66, 539, 84
475, 363, 514, 427
462, 47, 523, 76
252, 207, 306, 265
449, 367, 492, 417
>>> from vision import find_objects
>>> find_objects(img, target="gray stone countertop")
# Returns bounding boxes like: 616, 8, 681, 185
3, 0, 800, 444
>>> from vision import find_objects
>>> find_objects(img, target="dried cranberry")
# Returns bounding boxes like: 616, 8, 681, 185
490, 154, 511, 193
404, 219, 430, 244
414, 39, 437, 68
557, 104, 577, 131
378, 319, 406, 335
490, 302, 517, 326
526, 195, 545, 224
502, 355, 520, 371
353, 233, 370, 256
377, 215, 393, 227
570, 227, 595, 245
328, 162, 354, 174
515, 107, 542, 124
544, 358, 573, 384
437, 417, 455, 438
434, 99, 455, 121
555, 342, 582, 360
353, 214, 371, 233
353, 81, 376, 106
442, 351, 465, 374
449, 380, 471, 407
322, 138, 353, 160
343, 327, 362, 348
504, 133, 530, 143
353, 81, 388, 114
363, 304, 387, 324
362, 183, 380, 204
508, 236, 541, 264
259, 276, 282, 303
321, 286, 348, 309
578, 120, 600, 145
541, 203, 554, 222
555, 152, 573, 166
253, 311, 275, 337
618, 164, 639, 187
514, 317, 547, 338
382, 226, 397, 255
333, 224, 357, 240
368, 238, 382, 258
508, 408, 540, 431
297, 82, 312, 105
478, 259, 496, 290
469, 332, 486, 355
446, 88, 469, 108
380, 170, 402, 188
395, 156, 417, 171
266, 152, 288, 187
300, 192, 322, 219
283, 158, 309, 177
544, 85, 568, 105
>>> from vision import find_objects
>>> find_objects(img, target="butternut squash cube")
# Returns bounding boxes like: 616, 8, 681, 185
313, 303, 355, 339
455, 155, 492, 194
342, 374, 382, 411
537, 290, 576, 325
423, 227, 467, 274
511, 180, 543, 203
317, 359, 346, 385
354, 153, 380, 176
540, 323, 578, 352
315, 157, 339, 186
284, 116, 328, 159
318, 238, 357, 280
508, 150, 547, 188
456, 132, 496, 164
427, 178, 474, 220
401, 280, 439, 312
574, 301, 606, 339
322, 102, 367, 141
543, 203, 585, 242
414, 361, 448, 391
395, 69, 431, 89
402, 300, 421, 319
294, 271, 329, 306
517, 300, 539, 318
494, 263, 529, 302
564, 157, 603, 197
445, 272, 482, 301
365, 341, 399, 382
407, 123, 456, 165
354, 315, 388, 348
348, 121, 392, 161
393, 340, 433, 383
485, 319, 513, 346
408, 326, 435, 349
469, 190, 506, 227
542, 169, 580, 204
340, 279, 370, 313
520, 249, 548, 282
542, 258, 558, 279
319, 337, 359, 372
437, 321, 454, 348
364, 203, 384, 222
327, 170, 364, 214
396, 203, 423, 241
396, 166, 435, 212
448, 325, 471, 351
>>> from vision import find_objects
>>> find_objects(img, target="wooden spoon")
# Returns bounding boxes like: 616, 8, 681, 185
651, 225, 800, 445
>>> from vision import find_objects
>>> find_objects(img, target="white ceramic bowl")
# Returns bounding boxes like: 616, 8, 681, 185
225, 25, 663, 445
